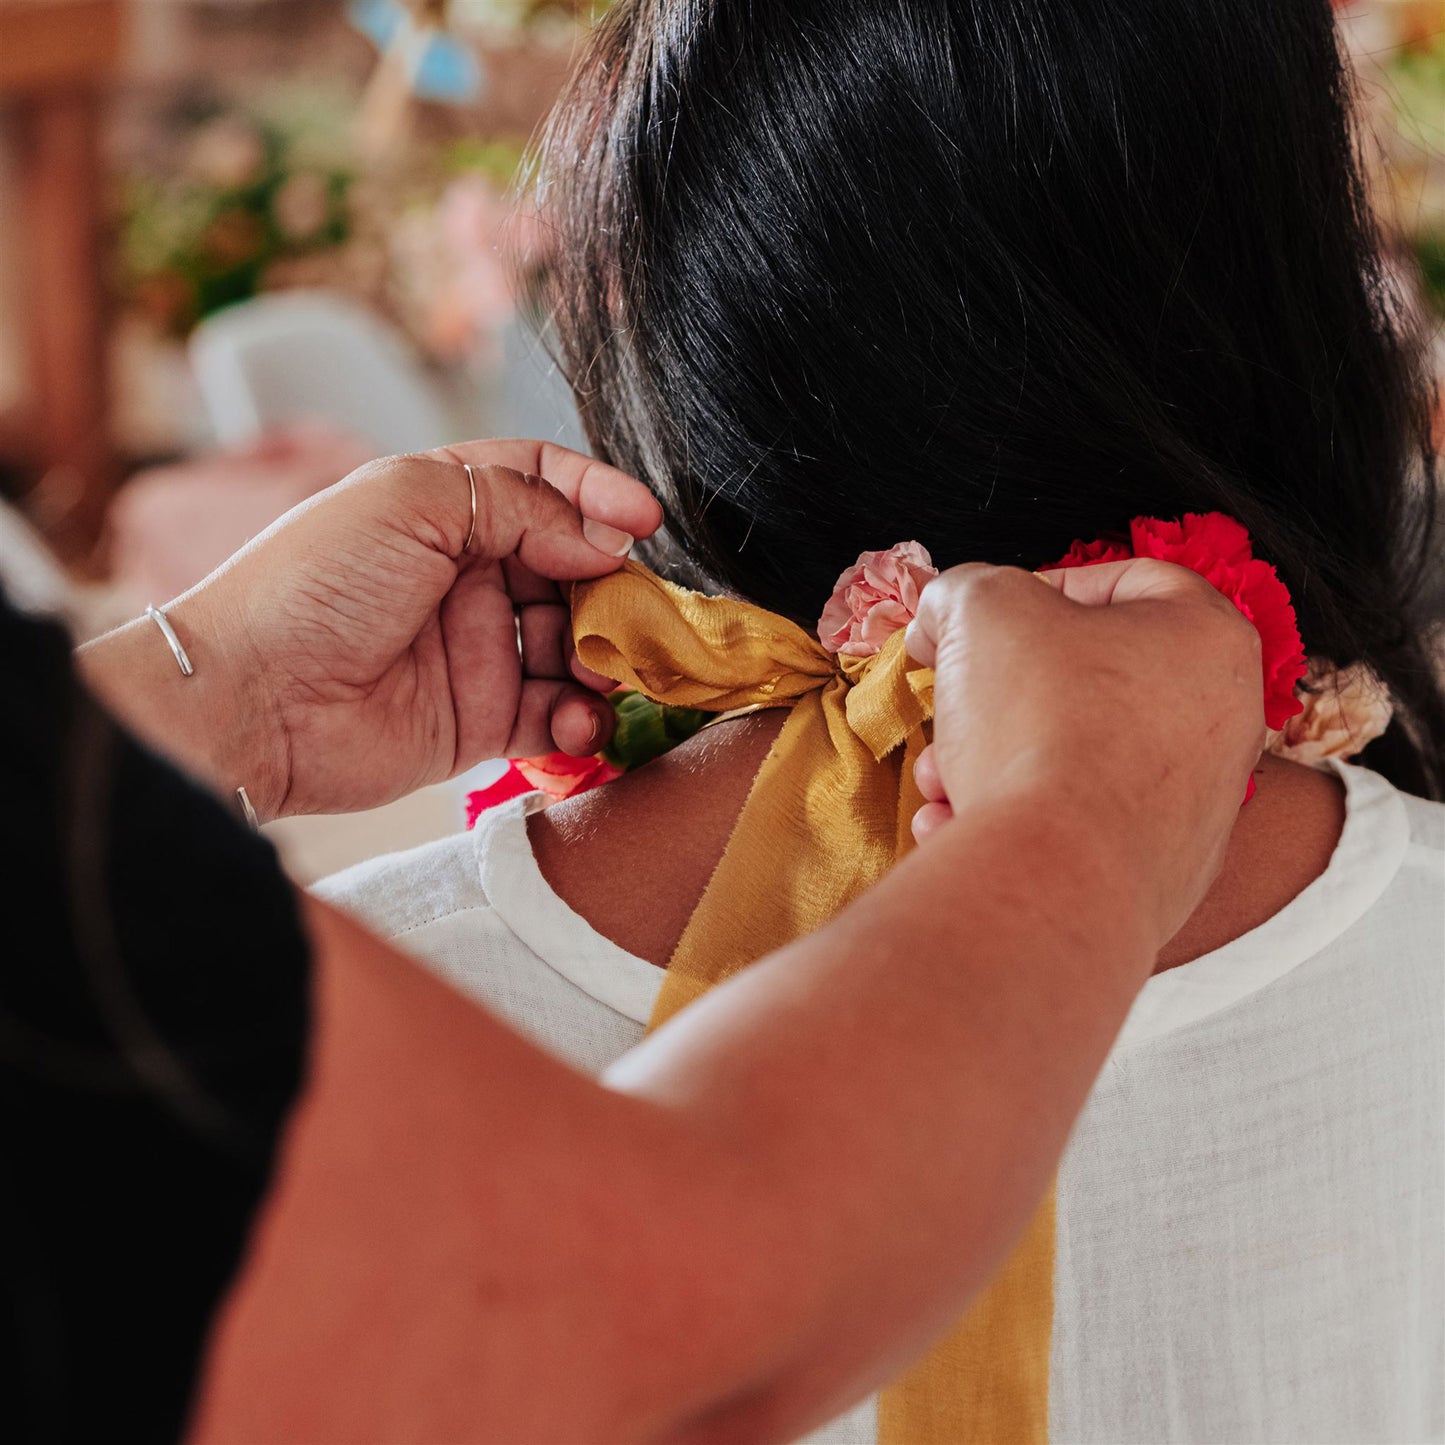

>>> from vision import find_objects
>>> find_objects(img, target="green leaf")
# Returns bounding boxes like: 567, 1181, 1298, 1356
601, 690, 711, 770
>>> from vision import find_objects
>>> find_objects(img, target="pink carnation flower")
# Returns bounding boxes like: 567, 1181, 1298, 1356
819, 541, 939, 657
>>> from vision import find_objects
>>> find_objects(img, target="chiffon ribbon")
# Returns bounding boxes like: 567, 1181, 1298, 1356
573, 560, 1055, 1444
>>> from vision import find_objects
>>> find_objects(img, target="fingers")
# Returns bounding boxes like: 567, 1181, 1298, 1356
368, 449, 653, 582
519, 604, 571, 679
904, 554, 1266, 942
538, 440, 664, 542
441, 569, 616, 771
515, 627, 618, 750
910, 800, 955, 844
909, 746, 952, 842
516, 603, 616, 692
501, 554, 561, 606
504, 680, 615, 758
905, 562, 1052, 668
551, 689, 616, 756
435, 439, 664, 542
913, 744, 946, 803
442, 562, 523, 771
1033, 559, 1133, 604
1038, 556, 1242, 613
906, 559, 1240, 675
460, 463, 651, 582
570, 651, 618, 691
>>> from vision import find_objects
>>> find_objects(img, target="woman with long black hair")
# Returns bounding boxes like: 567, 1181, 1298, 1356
325, 2, 1445, 1440
1, 441, 1259, 1442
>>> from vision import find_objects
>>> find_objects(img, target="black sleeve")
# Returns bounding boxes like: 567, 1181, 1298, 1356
0, 592, 311, 1444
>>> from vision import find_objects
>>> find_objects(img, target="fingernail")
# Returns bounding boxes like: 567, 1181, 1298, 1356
583, 518, 633, 557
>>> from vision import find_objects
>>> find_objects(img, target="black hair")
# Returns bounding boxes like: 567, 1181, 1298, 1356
536, 0, 1445, 797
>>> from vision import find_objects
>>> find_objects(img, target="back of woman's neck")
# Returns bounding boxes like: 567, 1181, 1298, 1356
1156, 752, 1343, 970
528, 715, 1345, 975
529, 711, 786, 967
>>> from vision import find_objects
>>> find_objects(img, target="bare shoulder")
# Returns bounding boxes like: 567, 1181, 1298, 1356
1398, 787, 1445, 854
531, 727, 1349, 975
1157, 754, 1346, 970
528, 710, 787, 967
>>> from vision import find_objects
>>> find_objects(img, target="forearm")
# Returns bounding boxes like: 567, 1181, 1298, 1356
76, 592, 286, 820
612, 791, 1155, 1438
197, 787, 1156, 1443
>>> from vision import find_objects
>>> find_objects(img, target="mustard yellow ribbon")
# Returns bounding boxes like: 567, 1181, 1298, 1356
574, 560, 1054, 1444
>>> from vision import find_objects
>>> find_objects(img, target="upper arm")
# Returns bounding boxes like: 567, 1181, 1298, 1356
190, 896, 812, 1443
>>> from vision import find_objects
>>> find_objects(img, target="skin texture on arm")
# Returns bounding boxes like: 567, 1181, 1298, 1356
192, 563, 1263, 1444
194, 801, 1155, 1445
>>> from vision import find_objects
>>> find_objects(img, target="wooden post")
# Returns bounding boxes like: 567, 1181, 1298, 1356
0, 0, 127, 565
22, 85, 113, 557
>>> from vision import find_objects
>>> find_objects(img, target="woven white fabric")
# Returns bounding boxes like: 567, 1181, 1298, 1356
318, 760, 1443, 1444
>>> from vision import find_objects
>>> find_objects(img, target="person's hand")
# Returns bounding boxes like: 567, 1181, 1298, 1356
905, 559, 1264, 943
82, 441, 661, 821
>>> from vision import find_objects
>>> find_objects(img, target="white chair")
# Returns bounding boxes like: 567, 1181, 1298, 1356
189, 290, 457, 455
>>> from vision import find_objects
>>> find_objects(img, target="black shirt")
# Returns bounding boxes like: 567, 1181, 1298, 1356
0, 592, 310, 1442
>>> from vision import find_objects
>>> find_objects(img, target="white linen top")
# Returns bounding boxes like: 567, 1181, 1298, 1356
318, 760, 1445, 1444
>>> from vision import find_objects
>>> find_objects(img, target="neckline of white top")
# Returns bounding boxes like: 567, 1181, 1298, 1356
472, 759, 1409, 1046
474, 792, 667, 1024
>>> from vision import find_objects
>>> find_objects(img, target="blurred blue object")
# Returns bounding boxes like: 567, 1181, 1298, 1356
348, 0, 486, 105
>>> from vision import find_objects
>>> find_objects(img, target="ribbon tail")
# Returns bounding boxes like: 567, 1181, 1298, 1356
878, 1186, 1056, 1445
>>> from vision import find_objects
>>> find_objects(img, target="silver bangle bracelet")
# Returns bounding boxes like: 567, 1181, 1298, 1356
142, 604, 261, 833
144, 604, 193, 677
235, 786, 260, 832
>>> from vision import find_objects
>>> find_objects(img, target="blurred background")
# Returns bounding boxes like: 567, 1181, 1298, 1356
0, 0, 1440, 874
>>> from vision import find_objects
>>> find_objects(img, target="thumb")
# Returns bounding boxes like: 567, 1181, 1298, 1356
465, 463, 636, 578
905, 562, 1056, 668
1038, 557, 1232, 610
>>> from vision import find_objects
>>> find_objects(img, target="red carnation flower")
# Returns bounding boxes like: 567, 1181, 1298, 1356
465, 752, 624, 829
1049, 512, 1307, 732
1054, 535, 1133, 568
463, 763, 534, 827
515, 752, 625, 798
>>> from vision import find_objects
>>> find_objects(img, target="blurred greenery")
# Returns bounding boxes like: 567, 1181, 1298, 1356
453, 0, 616, 27
120, 98, 355, 337
443, 135, 529, 186
1382, 27, 1445, 315
1386, 29, 1445, 156
1416, 232, 1445, 313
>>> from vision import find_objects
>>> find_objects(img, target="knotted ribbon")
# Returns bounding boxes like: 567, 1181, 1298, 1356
574, 560, 1055, 1444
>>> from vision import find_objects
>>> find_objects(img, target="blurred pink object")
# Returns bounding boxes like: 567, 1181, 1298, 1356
108, 427, 374, 602
393, 174, 540, 365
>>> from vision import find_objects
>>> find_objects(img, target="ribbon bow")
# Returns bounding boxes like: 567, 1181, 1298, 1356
573, 560, 1052, 1445
574, 561, 935, 1016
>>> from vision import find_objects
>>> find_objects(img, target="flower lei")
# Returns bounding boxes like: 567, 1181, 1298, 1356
1048, 513, 1307, 731
465, 689, 709, 827
466, 512, 1391, 824
1044, 513, 1393, 789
